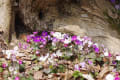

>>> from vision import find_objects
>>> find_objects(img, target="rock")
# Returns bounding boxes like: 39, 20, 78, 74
17, 0, 120, 54
0, 0, 12, 41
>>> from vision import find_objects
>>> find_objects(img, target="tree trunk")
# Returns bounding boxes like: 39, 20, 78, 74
0, 0, 12, 42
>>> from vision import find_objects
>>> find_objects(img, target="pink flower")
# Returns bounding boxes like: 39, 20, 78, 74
2, 63, 7, 68
36, 50, 40, 54
80, 62, 86, 68
18, 60, 22, 64
72, 35, 77, 41
26, 39, 30, 43
18, 42, 22, 48
40, 45, 44, 48
50, 31, 54, 35
11, 54, 17, 61
64, 44, 68, 47
109, 53, 112, 57
88, 60, 93, 65
74, 64, 80, 71
15, 76, 20, 80
33, 31, 38, 35
114, 77, 120, 80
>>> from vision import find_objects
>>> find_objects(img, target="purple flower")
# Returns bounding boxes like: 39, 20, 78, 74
33, 36, 41, 42
22, 44, 29, 49
84, 36, 91, 41
88, 60, 93, 65
80, 62, 86, 68
41, 38, 47, 45
41, 31, 48, 37
93, 45, 97, 48
115, 4, 120, 10
94, 47, 99, 53
52, 37, 59, 43
112, 61, 117, 65
18, 42, 22, 48
47, 35, 51, 40
11, 54, 17, 61
74, 64, 80, 71
72, 35, 77, 41
75, 40, 83, 45
110, 0, 115, 3
64, 34, 69, 39
50, 31, 54, 35
28, 34, 34, 39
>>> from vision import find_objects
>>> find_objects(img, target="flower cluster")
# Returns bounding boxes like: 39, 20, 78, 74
1, 31, 120, 80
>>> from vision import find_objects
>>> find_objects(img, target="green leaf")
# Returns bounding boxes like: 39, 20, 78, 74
33, 66, 40, 71
49, 65, 53, 69
27, 75, 34, 80
72, 71, 82, 78
0, 67, 3, 72
86, 52, 96, 59
19, 64, 25, 73
31, 54, 37, 60
50, 68, 58, 73
58, 65, 65, 73
0, 61, 2, 66
96, 57, 102, 61
21, 77, 26, 80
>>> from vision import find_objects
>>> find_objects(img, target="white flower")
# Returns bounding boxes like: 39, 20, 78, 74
52, 42, 56, 46
48, 58, 54, 64
94, 43, 99, 47
83, 40, 88, 45
14, 46, 19, 51
77, 36, 84, 41
88, 41, 93, 47
105, 74, 114, 80
104, 51, 109, 56
56, 50, 62, 57
3, 50, 13, 59
64, 37, 72, 44
39, 53, 49, 62
8, 77, 12, 80
13, 70, 18, 75
66, 52, 73, 56
78, 45, 83, 50
53, 32, 62, 39
51, 53, 57, 58
116, 56, 120, 60
9, 66, 14, 72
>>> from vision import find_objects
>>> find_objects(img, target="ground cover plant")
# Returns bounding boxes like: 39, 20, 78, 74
0, 31, 120, 80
